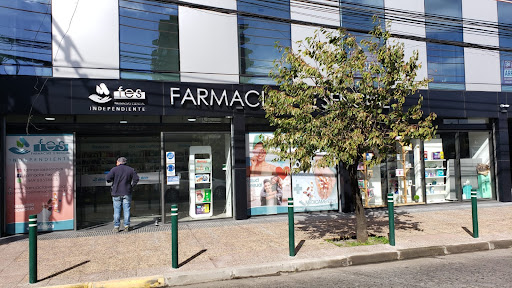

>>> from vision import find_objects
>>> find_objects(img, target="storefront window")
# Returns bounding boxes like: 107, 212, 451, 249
163, 132, 231, 222
77, 136, 161, 229
425, 134, 457, 203
387, 139, 422, 205
361, 162, 385, 207
459, 132, 493, 199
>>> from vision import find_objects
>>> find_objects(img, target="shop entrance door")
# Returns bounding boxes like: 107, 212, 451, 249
76, 135, 161, 229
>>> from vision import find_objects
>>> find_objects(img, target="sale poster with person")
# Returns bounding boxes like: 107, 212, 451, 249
246, 133, 338, 215
5, 134, 75, 234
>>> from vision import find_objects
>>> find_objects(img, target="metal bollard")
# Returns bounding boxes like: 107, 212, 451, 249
171, 204, 179, 269
387, 193, 395, 246
29, 214, 37, 284
288, 198, 295, 257
471, 191, 479, 238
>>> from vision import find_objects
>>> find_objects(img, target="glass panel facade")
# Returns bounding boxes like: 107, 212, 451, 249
340, 0, 385, 32
119, 0, 179, 81
425, 0, 465, 90
77, 136, 161, 229
238, 0, 291, 84
498, 1, 512, 91
0, 0, 51, 76
163, 133, 231, 221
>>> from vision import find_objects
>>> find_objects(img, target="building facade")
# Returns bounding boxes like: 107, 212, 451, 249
1, 0, 511, 235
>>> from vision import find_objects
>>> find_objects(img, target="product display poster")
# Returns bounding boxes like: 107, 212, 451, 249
166, 151, 175, 164
246, 132, 338, 215
195, 189, 211, 203
6, 134, 75, 234
167, 176, 179, 185
195, 159, 211, 173
195, 174, 210, 183
196, 203, 210, 214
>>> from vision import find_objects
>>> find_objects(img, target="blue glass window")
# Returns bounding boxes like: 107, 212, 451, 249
119, 0, 179, 81
238, 0, 291, 84
425, 0, 465, 90
340, 0, 384, 32
498, 1, 512, 91
0, 0, 51, 76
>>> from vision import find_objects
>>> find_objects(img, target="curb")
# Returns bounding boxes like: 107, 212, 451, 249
47, 276, 165, 288
46, 239, 512, 288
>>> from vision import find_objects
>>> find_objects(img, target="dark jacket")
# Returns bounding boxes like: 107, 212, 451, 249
106, 164, 140, 196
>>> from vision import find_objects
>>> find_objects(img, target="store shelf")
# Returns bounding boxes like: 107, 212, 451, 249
426, 176, 446, 178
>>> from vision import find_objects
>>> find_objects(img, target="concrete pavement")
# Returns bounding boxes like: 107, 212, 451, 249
2, 201, 512, 288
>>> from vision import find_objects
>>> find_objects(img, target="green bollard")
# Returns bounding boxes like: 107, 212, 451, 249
171, 204, 179, 269
29, 214, 37, 284
471, 191, 479, 238
288, 198, 295, 257
387, 193, 395, 246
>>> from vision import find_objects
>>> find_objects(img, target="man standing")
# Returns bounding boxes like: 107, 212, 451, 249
106, 157, 139, 232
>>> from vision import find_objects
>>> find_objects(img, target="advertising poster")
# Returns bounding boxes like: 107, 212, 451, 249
6, 134, 75, 234
291, 155, 338, 213
246, 133, 292, 215
504, 60, 512, 85
246, 133, 338, 215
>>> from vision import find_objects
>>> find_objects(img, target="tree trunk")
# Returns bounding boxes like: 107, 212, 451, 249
349, 163, 368, 243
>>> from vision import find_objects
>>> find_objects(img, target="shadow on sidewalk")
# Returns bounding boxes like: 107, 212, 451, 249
39, 260, 90, 281
179, 249, 207, 268
295, 211, 423, 239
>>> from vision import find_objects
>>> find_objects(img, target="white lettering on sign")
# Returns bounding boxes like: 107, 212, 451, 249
170, 88, 263, 108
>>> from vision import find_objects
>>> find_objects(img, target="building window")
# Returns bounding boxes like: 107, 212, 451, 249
0, 0, 52, 76
119, 0, 179, 81
425, 0, 465, 90
238, 0, 291, 85
498, 1, 512, 91
340, 0, 385, 32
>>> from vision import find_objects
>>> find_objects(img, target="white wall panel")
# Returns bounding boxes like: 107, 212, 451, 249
464, 48, 501, 91
462, 0, 500, 91
385, 0, 426, 37
389, 38, 429, 86
291, 0, 339, 26
52, 0, 119, 79
179, 6, 239, 83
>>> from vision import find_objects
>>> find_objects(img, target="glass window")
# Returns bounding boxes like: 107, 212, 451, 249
424, 134, 457, 203
77, 136, 161, 229
340, 0, 384, 32
238, 0, 291, 84
386, 140, 423, 205
163, 133, 232, 221
459, 132, 493, 199
0, 0, 52, 76
498, 1, 512, 91
425, 0, 465, 90
119, 0, 179, 81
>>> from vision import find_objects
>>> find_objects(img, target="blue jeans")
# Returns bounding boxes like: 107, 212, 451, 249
112, 195, 131, 228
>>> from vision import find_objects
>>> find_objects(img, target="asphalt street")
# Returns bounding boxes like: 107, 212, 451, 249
181, 248, 512, 288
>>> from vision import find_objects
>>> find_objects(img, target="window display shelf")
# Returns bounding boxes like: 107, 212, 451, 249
426, 176, 446, 178
425, 167, 446, 170
427, 184, 446, 186
425, 159, 446, 161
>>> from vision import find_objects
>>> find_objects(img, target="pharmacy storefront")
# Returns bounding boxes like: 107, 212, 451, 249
0, 76, 504, 235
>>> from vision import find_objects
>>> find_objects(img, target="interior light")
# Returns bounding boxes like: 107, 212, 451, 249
187, 117, 197, 122
120, 120, 128, 124
45, 117, 56, 121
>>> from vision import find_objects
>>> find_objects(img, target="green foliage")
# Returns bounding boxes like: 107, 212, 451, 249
263, 25, 437, 173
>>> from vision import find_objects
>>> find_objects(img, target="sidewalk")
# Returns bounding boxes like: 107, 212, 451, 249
2, 201, 512, 288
